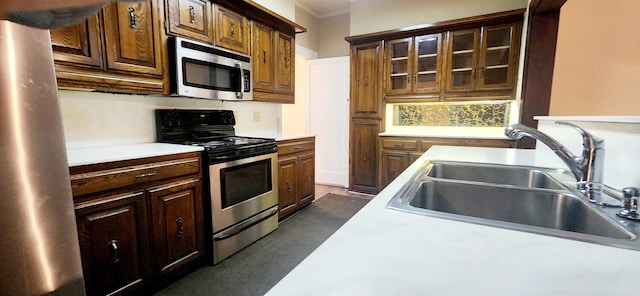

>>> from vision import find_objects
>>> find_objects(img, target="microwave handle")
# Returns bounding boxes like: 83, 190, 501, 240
237, 62, 244, 100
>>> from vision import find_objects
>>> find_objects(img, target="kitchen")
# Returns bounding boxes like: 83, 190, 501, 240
2, 0, 640, 295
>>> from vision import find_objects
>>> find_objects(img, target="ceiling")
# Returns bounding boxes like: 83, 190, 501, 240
295, 0, 350, 18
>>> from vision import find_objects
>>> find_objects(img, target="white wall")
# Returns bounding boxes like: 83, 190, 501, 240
253, 0, 295, 21
535, 117, 640, 190
350, 0, 527, 35
60, 90, 280, 148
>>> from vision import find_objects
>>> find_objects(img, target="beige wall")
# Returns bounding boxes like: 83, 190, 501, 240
318, 13, 350, 58
295, 6, 320, 53
253, 0, 295, 20
549, 0, 640, 115
349, 0, 527, 35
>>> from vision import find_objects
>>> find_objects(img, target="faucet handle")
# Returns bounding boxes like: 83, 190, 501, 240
617, 187, 640, 220
555, 121, 604, 149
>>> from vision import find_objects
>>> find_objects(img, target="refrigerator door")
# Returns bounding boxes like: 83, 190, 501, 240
0, 21, 85, 295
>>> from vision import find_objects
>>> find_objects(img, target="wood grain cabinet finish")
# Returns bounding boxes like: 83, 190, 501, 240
379, 137, 517, 189
276, 137, 315, 219
252, 22, 296, 103
70, 152, 204, 294
165, 0, 213, 43
51, 0, 168, 94
349, 41, 383, 194
214, 4, 250, 55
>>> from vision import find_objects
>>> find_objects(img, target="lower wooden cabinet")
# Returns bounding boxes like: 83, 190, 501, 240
276, 137, 315, 220
75, 191, 151, 296
70, 152, 204, 295
350, 120, 381, 194
379, 137, 516, 189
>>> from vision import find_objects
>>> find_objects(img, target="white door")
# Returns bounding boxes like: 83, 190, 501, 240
308, 57, 350, 187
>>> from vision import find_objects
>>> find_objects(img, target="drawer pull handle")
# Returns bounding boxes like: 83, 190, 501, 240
176, 217, 184, 238
286, 180, 292, 192
230, 22, 236, 37
305, 174, 310, 184
294, 146, 302, 150
128, 7, 137, 29
135, 172, 157, 178
108, 240, 120, 264
189, 6, 195, 23
394, 143, 404, 147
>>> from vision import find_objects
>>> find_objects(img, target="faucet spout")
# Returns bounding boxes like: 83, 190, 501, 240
505, 121, 605, 200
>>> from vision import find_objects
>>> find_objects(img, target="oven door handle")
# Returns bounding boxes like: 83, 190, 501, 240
213, 207, 277, 241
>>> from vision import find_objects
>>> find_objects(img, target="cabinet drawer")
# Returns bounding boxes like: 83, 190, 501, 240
277, 138, 315, 155
71, 157, 201, 197
382, 139, 418, 151
462, 138, 516, 148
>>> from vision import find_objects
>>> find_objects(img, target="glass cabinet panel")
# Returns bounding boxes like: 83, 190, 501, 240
479, 25, 514, 88
447, 29, 478, 90
388, 39, 411, 93
414, 34, 441, 93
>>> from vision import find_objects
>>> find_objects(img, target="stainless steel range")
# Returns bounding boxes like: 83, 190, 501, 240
156, 109, 278, 264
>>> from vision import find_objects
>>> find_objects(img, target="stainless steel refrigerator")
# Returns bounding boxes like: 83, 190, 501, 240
0, 21, 85, 295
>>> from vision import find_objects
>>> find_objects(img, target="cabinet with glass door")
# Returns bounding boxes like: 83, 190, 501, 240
445, 22, 520, 94
386, 33, 442, 96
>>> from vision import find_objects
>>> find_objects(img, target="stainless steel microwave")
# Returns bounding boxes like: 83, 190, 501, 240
172, 37, 252, 101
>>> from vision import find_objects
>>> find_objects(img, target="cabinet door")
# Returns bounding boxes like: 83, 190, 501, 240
148, 178, 204, 280
478, 23, 518, 90
298, 153, 315, 206
413, 33, 442, 93
50, 14, 103, 68
275, 31, 295, 94
103, 0, 163, 75
214, 4, 250, 55
386, 38, 412, 95
351, 41, 383, 119
75, 191, 150, 296
381, 151, 410, 189
253, 22, 275, 91
445, 29, 479, 91
278, 157, 298, 218
166, 0, 213, 44
350, 120, 380, 194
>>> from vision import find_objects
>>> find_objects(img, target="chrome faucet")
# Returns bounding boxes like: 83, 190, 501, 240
505, 121, 605, 200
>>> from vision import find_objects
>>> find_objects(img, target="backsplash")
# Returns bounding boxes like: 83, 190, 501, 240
59, 90, 281, 149
392, 101, 510, 127
535, 116, 640, 189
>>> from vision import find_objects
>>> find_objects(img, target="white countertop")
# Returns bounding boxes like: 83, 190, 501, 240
67, 143, 204, 167
275, 134, 316, 141
266, 146, 640, 295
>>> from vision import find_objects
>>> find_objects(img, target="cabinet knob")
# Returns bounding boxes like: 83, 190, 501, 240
263, 50, 267, 63
108, 239, 120, 264
230, 22, 236, 37
286, 180, 292, 192
305, 174, 310, 184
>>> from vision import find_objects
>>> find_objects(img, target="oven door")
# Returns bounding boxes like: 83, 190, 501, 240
209, 152, 278, 233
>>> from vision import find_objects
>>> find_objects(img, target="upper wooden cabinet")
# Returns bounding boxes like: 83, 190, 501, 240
252, 23, 296, 103
252, 22, 275, 91
275, 31, 295, 94
165, 0, 214, 44
445, 22, 520, 94
351, 41, 384, 119
386, 33, 443, 96
51, 0, 167, 94
214, 4, 250, 55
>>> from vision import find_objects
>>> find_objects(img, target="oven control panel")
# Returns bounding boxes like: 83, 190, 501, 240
156, 109, 236, 128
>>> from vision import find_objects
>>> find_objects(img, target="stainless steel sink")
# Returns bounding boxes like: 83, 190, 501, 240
425, 160, 571, 190
388, 160, 640, 251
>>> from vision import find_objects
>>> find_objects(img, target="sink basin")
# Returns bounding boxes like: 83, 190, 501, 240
388, 160, 640, 251
425, 160, 570, 190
